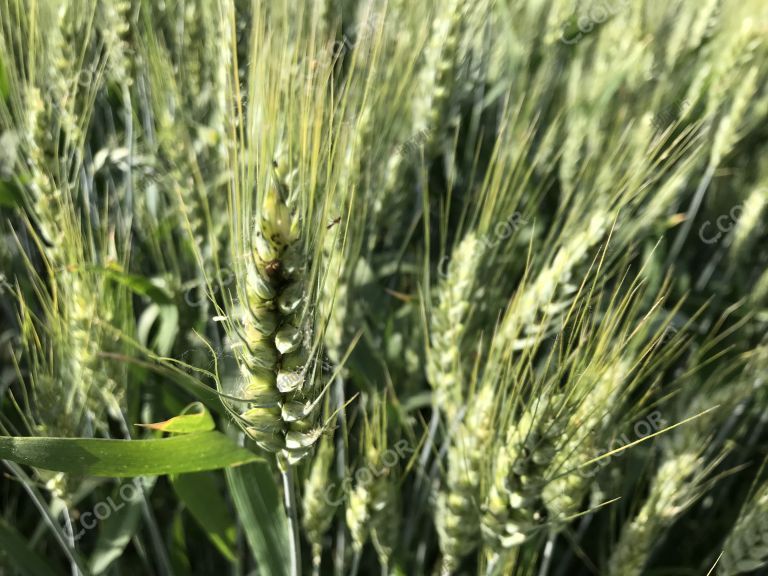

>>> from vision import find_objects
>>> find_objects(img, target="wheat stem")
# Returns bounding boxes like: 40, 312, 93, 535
281, 461, 302, 576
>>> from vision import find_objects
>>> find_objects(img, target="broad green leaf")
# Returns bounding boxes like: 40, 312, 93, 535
226, 459, 290, 576
89, 478, 156, 574
0, 518, 57, 576
0, 432, 262, 477
137, 402, 215, 434
171, 472, 237, 562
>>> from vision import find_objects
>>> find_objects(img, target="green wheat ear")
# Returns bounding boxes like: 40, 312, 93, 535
720, 482, 768, 575
428, 232, 485, 423
231, 155, 324, 465
436, 382, 495, 572
482, 393, 566, 551
303, 429, 339, 571
346, 398, 401, 567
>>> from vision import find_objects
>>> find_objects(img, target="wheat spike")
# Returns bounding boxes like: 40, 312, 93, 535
233, 155, 323, 465
428, 233, 485, 422
500, 211, 610, 351
730, 183, 767, 262
302, 431, 339, 570
436, 383, 495, 572
720, 482, 768, 575
607, 453, 701, 576
346, 405, 401, 566
482, 394, 565, 551
543, 360, 628, 524
412, 0, 468, 157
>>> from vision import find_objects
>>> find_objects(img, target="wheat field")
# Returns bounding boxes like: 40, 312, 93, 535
0, 1, 767, 575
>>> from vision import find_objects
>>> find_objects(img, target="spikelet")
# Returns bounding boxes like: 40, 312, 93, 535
427, 233, 485, 422
720, 482, 768, 575
482, 394, 565, 551
232, 156, 323, 465
302, 432, 339, 570
436, 383, 495, 572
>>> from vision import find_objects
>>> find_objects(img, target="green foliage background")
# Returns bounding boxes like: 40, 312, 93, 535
0, 0, 767, 575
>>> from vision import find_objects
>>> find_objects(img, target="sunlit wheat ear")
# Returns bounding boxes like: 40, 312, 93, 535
729, 184, 767, 262
500, 212, 610, 351
481, 394, 566, 551
436, 383, 495, 572
320, 234, 347, 365
346, 404, 401, 567
428, 233, 485, 422
663, 0, 721, 69
607, 356, 757, 576
346, 443, 401, 567
708, 22, 765, 167
99, 0, 131, 85
607, 453, 702, 576
412, 0, 469, 157
720, 482, 768, 575
302, 430, 339, 570
542, 360, 629, 524
346, 474, 371, 554
232, 155, 323, 465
